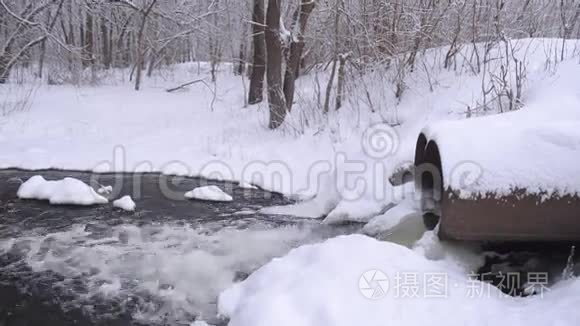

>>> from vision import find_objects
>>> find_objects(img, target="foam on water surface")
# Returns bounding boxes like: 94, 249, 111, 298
0, 219, 350, 325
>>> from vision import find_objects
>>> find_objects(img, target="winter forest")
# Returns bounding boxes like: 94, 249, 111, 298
2, 0, 580, 119
1, 1, 580, 326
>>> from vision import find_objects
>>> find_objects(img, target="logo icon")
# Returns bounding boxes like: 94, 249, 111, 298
361, 123, 399, 159
359, 269, 389, 300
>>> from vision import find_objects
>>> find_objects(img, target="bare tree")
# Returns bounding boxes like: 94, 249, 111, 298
134, 0, 157, 91
282, 0, 316, 111
265, 0, 286, 129
560, 0, 580, 60
248, 0, 266, 104
0, 0, 64, 83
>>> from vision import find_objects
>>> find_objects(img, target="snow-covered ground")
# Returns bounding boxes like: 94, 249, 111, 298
219, 234, 580, 326
2, 38, 580, 325
3, 38, 577, 228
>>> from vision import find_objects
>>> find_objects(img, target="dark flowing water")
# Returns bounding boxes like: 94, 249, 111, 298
0, 169, 357, 326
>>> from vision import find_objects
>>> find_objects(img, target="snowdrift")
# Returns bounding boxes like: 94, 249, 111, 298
219, 235, 580, 326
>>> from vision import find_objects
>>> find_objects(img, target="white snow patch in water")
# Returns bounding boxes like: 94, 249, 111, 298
190, 321, 212, 326
97, 185, 113, 195
232, 209, 256, 216
113, 195, 136, 211
238, 182, 257, 190
185, 186, 233, 202
17, 175, 108, 205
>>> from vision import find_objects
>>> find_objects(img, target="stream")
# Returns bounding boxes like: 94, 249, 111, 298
0, 169, 359, 326
1, 169, 572, 326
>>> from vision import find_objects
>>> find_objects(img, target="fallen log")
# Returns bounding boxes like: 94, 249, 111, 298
166, 79, 205, 93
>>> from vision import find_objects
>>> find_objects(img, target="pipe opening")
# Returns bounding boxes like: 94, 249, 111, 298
417, 139, 443, 230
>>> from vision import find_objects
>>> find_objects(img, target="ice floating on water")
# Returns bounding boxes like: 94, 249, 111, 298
190, 321, 211, 326
238, 182, 258, 190
362, 199, 419, 236
185, 185, 233, 202
17, 175, 108, 205
98, 185, 113, 195
113, 195, 136, 211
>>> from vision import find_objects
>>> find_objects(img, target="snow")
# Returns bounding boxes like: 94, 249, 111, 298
422, 73, 580, 198
238, 182, 257, 190
98, 185, 113, 195
190, 321, 211, 326
219, 234, 580, 326
323, 198, 385, 224
260, 172, 340, 219
2, 38, 580, 325
362, 198, 419, 236
412, 227, 484, 274
1, 38, 580, 229
17, 175, 108, 205
419, 47, 580, 198
113, 195, 136, 211
185, 185, 233, 202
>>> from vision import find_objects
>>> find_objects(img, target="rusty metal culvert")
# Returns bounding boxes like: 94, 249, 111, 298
414, 130, 580, 242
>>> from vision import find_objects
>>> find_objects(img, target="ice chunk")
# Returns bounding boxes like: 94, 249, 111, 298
185, 186, 233, 202
97, 185, 113, 195
17, 175, 108, 205
17, 175, 54, 200
323, 199, 385, 224
362, 199, 419, 236
113, 195, 136, 211
238, 182, 258, 190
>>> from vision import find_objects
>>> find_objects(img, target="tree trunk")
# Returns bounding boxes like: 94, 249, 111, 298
209, 4, 220, 83
248, 0, 266, 104
79, 7, 85, 58
323, 58, 337, 113
283, 0, 315, 111
282, 41, 302, 110
0, 54, 10, 84
335, 53, 348, 110
66, 0, 74, 68
83, 7, 94, 67
39, 0, 65, 78
38, 11, 49, 78
101, 16, 111, 69
236, 29, 246, 76
147, 50, 157, 77
68, 0, 74, 46
265, 0, 286, 129
135, 0, 158, 91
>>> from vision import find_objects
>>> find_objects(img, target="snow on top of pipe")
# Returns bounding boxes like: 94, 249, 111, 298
421, 100, 580, 199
